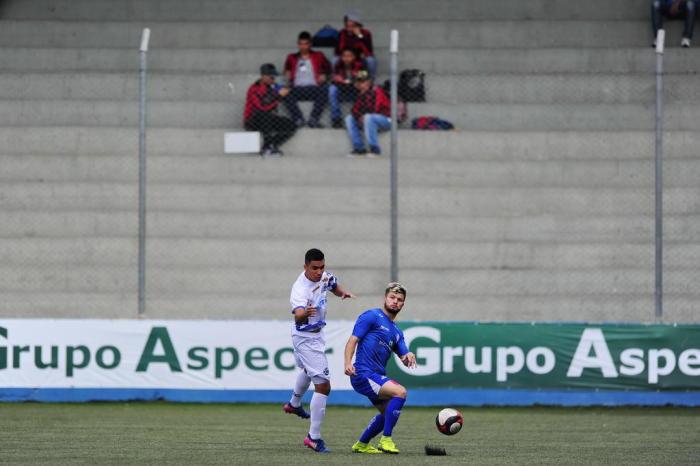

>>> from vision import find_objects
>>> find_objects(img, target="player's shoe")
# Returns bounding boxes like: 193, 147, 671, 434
377, 435, 400, 454
282, 402, 310, 419
351, 441, 382, 454
304, 434, 331, 453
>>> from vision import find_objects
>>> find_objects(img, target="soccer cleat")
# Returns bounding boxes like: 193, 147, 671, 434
304, 434, 331, 453
377, 435, 399, 454
283, 402, 310, 419
351, 441, 382, 454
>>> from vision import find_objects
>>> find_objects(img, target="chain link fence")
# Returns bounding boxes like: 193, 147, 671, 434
1, 22, 698, 323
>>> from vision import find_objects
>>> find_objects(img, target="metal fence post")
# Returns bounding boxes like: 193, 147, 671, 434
138, 28, 150, 316
654, 29, 665, 321
390, 30, 399, 282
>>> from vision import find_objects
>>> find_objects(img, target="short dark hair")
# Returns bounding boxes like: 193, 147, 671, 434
305, 248, 325, 264
340, 47, 358, 57
298, 31, 312, 42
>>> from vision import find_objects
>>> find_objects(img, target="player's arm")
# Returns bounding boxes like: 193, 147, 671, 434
396, 333, 417, 368
332, 284, 355, 300
293, 305, 317, 326
327, 273, 355, 299
344, 335, 359, 376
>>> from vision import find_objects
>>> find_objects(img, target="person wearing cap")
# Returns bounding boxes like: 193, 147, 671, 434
335, 12, 376, 79
283, 31, 332, 128
243, 63, 296, 156
329, 47, 365, 128
343, 282, 416, 454
344, 70, 391, 157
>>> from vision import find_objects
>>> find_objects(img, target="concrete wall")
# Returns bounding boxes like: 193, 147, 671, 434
0, 0, 697, 322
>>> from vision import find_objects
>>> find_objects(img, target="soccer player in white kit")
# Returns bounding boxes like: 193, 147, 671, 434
283, 248, 354, 453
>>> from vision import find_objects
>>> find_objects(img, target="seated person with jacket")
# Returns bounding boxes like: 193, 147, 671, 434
329, 47, 365, 128
345, 70, 391, 157
243, 63, 296, 156
652, 0, 696, 47
335, 12, 376, 79
283, 31, 331, 128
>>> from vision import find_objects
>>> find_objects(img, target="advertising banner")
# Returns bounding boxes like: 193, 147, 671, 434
1, 319, 698, 405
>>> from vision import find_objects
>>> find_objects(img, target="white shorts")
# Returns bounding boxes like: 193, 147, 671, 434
292, 335, 330, 383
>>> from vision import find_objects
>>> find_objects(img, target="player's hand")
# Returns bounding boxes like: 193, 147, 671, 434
401, 352, 417, 369
278, 87, 290, 97
318, 75, 327, 84
304, 306, 317, 317
344, 363, 356, 376
340, 291, 356, 300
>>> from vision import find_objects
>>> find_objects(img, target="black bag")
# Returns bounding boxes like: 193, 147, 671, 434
398, 69, 426, 102
312, 25, 339, 48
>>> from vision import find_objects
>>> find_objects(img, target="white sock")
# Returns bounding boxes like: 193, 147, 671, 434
308, 392, 328, 439
290, 371, 311, 407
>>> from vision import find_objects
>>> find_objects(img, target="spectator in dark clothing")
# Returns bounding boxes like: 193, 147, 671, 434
345, 70, 391, 157
244, 63, 296, 156
283, 31, 331, 128
329, 47, 365, 128
335, 12, 376, 79
652, 0, 696, 47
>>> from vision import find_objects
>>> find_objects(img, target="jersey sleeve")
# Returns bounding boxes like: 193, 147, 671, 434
325, 272, 338, 292
351, 311, 376, 340
395, 330, 409, 357
290, 282, 307, 313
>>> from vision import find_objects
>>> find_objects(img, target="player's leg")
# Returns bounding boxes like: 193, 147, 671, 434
300, 338, 331, 453
284, 336, 311, 418
375, 380, 407, 454
283, 369, 311, 419
348, 375, 385, 454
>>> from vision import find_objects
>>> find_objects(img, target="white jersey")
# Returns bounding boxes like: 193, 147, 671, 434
289, 270, 338, 338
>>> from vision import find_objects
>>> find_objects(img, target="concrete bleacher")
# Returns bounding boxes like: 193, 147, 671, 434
0, 0, 698, 322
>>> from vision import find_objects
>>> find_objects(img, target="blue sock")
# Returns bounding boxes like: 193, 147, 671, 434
359, 413, 384, 443
383, 397, 406, 436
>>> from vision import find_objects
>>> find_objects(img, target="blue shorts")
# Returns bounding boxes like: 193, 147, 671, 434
350, 372, 393, 405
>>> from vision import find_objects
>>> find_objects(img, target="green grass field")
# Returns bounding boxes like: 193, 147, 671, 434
1, 403, 699, 465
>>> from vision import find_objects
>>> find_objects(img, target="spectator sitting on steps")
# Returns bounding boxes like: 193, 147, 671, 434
652, 0, 696, 47
345, 70, 391, 158
283, 31, 331, 128
335, 12, 376, 80
243, 63, 296, 156
329, 47, 365, 128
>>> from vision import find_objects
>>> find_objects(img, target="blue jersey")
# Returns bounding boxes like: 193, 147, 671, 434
352, 308, 409, 376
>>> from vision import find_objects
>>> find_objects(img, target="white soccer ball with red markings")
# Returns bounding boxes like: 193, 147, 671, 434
435, 408, 463, 435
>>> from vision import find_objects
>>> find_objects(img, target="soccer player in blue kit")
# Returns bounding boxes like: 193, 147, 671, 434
343, 282, 417, 454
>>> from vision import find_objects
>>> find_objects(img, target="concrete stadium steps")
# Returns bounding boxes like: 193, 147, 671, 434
8, 238, 700, 270
4, 100, 700, 130
5, 72, 697, 105
4, 264, 696, 298
4, 210, 700, 244
3, 127, 698, 160
4, 47, 700, 75
1, 291, 693, 322
3, 181, 685, 216
5, 152, 700, 189
0, 20, 657, 49
0, 0, 652, 21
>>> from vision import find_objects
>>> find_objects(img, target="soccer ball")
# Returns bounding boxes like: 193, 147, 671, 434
435, 408, 463, 435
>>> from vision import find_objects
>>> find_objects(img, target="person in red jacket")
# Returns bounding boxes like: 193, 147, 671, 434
345, 70, 391, 157
243, 63, 296, 156
329, 47, 365, 128
283, 31, 331, 128
334, 12, 376, 80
